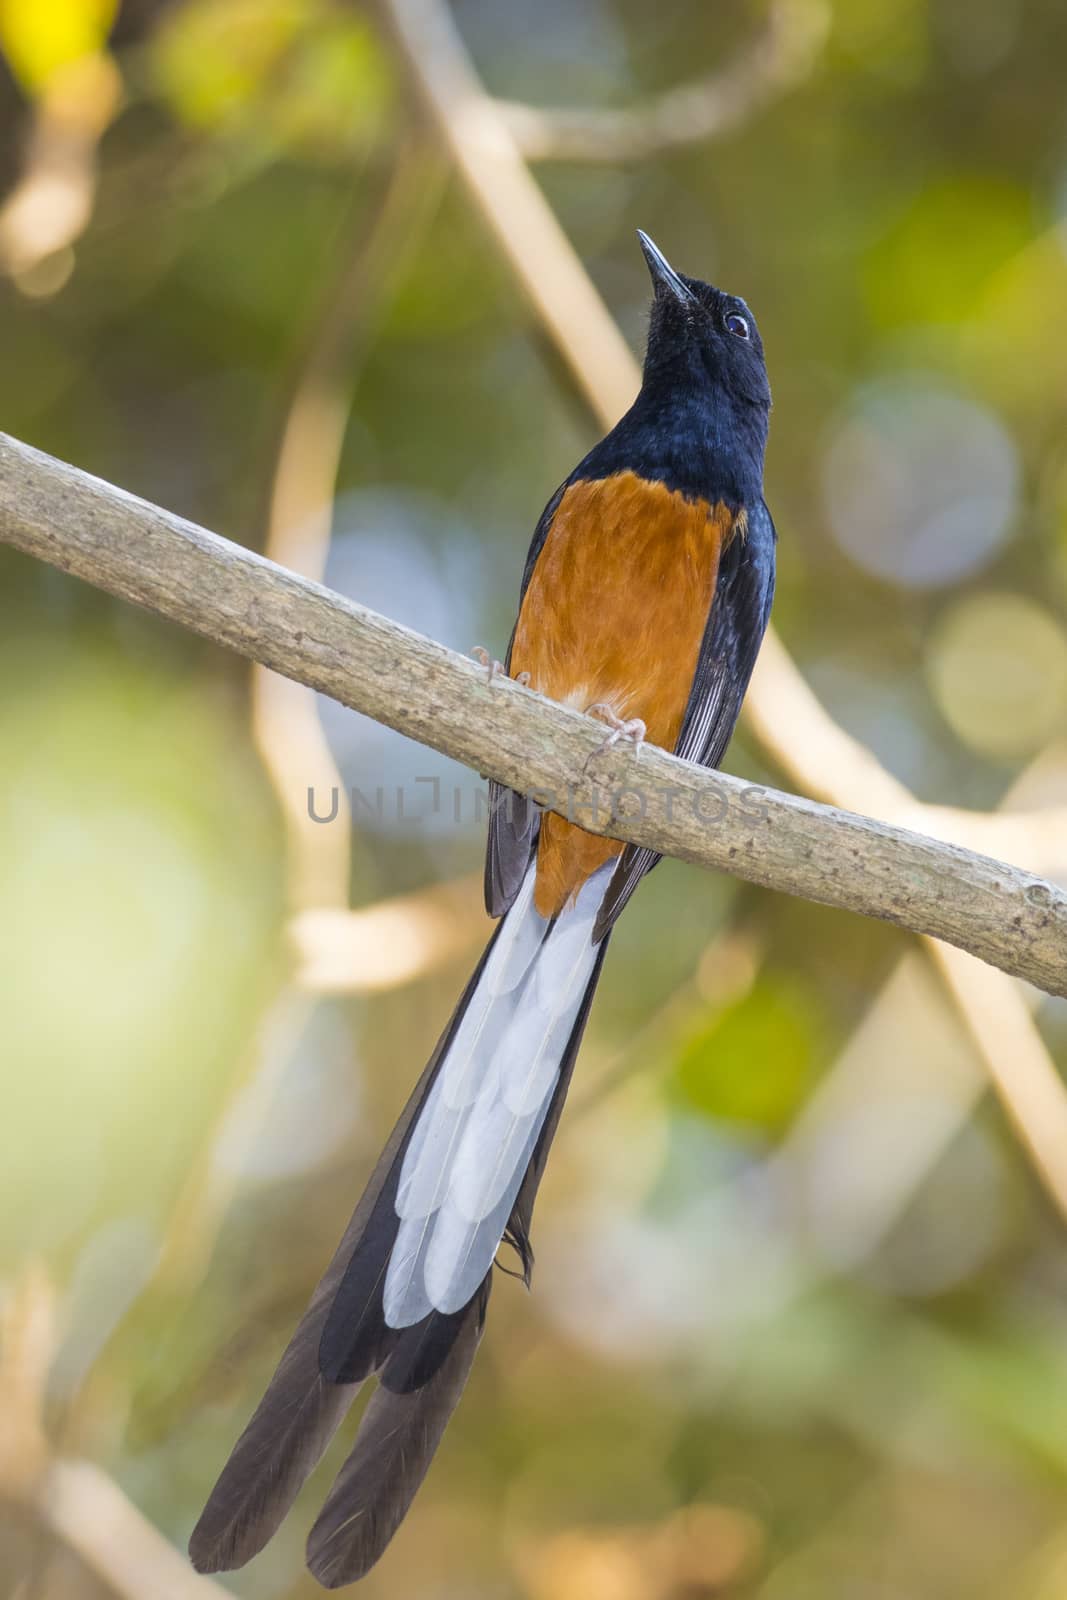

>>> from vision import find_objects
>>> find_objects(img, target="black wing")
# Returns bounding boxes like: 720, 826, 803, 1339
484, 483, 566, 917
592, 499, 777, 941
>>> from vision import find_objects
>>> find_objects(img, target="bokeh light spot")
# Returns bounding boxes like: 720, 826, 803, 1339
823, 378, 1020, 587
926, 591, 1067, 759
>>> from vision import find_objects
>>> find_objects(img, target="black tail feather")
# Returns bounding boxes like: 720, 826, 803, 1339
306, 1280, 490, 1589
316, 1161, 402, 1385
187, 1222, 364, 1574
302, 938, 609, 1579
189, 933, 502, 1575
190, 920, 608, 1584
379, 1304, 473, 1395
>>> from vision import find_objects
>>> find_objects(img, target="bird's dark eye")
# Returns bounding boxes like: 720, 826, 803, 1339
725, 312, 750, 340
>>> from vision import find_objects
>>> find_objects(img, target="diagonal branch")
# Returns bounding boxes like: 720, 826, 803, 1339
373, 0, 640, 420
2, 428, 1065, 998
497, 0, 830, 164
372, 0, 1067, 1232
0, 1268, 229, 1598
252, 139, 445, 917
374, 0, 1067, 875
41, 1459, 233, 1599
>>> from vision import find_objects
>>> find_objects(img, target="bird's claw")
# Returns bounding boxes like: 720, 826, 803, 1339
471, 646, 505, 685
584, 704, 647, 770
471, 648, 531, 691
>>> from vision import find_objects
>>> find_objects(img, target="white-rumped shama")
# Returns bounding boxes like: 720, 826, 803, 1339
190, 232, 777, 1587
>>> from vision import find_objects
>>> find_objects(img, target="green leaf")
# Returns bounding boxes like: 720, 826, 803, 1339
671, 976, 825, 1136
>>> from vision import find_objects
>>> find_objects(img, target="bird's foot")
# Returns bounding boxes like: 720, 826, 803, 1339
584, 703, 647, 768
471, 648, 531, 690
471, 646, 506, 685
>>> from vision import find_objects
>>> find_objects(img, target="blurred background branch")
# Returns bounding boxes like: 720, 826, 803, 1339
0, 1268, 230, 1598
41, 1458, 232, 1600
3, 1, 1067, 1595
377, 0, 1067, 1230
145, 136, 453, 1311
497, 0, 831, 163
251, 134, 445, 917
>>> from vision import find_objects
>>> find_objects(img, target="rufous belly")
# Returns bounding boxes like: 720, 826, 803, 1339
510, 470, 735, 917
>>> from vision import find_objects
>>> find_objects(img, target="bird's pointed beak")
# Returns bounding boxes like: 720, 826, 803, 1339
637, 230, 695, 306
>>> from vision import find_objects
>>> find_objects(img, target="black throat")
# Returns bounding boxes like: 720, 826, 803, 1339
573, 363, 769, 510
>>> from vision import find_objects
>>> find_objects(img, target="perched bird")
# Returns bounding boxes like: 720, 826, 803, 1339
189, 232, 777, 1588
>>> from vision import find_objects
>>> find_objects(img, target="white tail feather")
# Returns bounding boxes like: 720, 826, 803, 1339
382, 860, 610, 1326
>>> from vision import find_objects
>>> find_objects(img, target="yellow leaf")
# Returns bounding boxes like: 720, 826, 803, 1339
0, 0, 118, 92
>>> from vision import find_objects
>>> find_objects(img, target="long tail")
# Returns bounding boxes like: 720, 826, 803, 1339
189, 860, 611, 1587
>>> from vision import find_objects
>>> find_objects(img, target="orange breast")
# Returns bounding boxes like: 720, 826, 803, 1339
511, 470, 734, 917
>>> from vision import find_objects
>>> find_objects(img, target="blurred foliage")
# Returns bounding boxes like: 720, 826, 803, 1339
672, 975, 827, 1135
1, 0, 1067, 1597
151, 0, 393, 160
0, 0, 118, 92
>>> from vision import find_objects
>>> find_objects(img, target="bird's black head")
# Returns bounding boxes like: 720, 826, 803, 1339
638, 231, 771, 416
575, 233, 771, 506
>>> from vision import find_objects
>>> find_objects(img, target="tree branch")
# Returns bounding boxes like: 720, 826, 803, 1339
2, 428, 1065, 997
251, 139, 444, 916
497, 0, 830, 164
375, 0, 1067, 880
373, 0, 641, 422
371, 0, 1067, 1233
